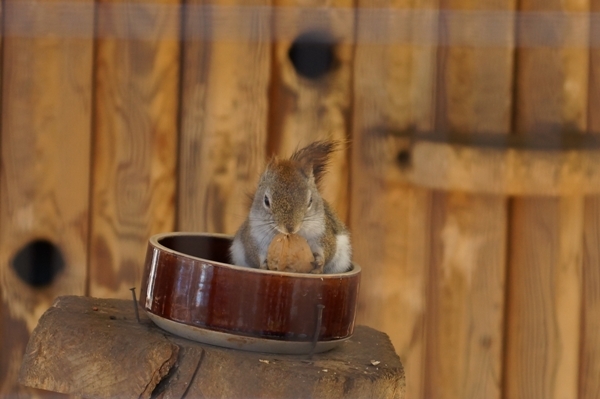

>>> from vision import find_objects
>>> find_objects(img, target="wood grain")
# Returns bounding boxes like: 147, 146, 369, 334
506, 197, 584, 398
178, 0, 271, 234
351, 2, 437, 398
268, 0, 353, 220
0, 0, 94, 395
424, 2, 514, 398
408, 140, 600, 195
581, 197, 600, 399
504, 0, 589, 397
425, 190, 507, 399
580, 3, 600, 394
20, 296, 406, 399
19, 296, 181, 399
89, 0, 180, 299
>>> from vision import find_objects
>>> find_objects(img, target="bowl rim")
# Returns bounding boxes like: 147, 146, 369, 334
149, 231, 361, 279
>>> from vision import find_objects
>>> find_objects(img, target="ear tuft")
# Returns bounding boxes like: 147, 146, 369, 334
266, 154, 280, 169
290, 140, 338, 185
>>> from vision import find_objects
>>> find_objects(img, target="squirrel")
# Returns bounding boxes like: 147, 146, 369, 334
230, 140, 352, 274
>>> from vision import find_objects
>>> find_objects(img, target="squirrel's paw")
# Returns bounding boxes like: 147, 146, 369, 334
260, 259, 269, 270
311, 254, 325, 274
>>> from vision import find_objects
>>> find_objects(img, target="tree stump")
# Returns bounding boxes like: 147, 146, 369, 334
19, 296, 405, 399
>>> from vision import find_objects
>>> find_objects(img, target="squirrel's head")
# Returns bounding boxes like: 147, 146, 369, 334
251, 140, 338, 235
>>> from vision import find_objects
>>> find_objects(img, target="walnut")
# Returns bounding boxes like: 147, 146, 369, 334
266, 233, 315, 273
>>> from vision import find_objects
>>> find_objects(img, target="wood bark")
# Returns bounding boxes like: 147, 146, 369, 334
20, 296, 406, 399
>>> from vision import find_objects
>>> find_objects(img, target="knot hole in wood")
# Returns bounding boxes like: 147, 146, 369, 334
11, 239, 65, 287
396, 148, 412, 169
288, 31, 336, 80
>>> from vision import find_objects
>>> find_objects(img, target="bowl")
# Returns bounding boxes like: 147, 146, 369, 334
139, 232, 361, 354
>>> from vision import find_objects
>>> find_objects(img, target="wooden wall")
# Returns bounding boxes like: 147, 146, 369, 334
1, 1, 599, 398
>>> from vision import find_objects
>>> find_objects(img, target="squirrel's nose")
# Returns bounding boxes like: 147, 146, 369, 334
284, 223, 295, 234
280, 220, 300, 234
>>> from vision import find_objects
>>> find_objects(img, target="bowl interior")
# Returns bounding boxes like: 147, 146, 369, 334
155, 233, 359, 275
158, 234, 231, 264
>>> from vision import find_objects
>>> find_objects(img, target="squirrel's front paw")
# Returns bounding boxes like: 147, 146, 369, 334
311, 254, 324, 274
260, 259, 269, 270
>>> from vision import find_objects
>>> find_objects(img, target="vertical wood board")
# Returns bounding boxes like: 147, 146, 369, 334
580, 198, 600, 399
0, 0, 94, 394
425, 194, 508, 399
89, 0, 180, 299
424, 1, 514, 398
269, 0, 354, 220
178, 0, 271, 234
506, 197, 585, 398
580, 6, 600, 395
351, 2, 438, 398
505, 1, 589, 397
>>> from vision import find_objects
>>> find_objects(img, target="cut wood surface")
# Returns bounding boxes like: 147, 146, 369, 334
0, 0, 94, 395
178, 0, 271, 234
424, 2, 513, 398
268, 0, 353, 221
351, 2, 437, 398
19, 296, 406, 399
89, 0, 180, 299
20, 296, 182, 399
504, 0, 589, 397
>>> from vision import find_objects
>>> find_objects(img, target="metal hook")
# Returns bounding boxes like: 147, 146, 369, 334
130, 287, 141, 323
308, 304, 325, 360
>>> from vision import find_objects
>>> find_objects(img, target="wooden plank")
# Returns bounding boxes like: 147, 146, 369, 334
178, 1, 271, 234
408, 139, 600, 195
580, 3, 600, 395
424, 2, 514, 398
506, 197, 584, 398
581, 197, 600, 399
504, 1, 589, 397
425, 190, 508, 399
268, 1, 354, 220
0, 0, 94, 395
351, 3, 438, 398
20, 296, 406, 399
89, 0, 180, 299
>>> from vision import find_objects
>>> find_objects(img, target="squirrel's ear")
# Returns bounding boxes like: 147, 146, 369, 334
290, 140, 338, 185
266, 154, 279, 169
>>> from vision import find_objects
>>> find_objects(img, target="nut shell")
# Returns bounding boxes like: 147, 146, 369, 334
266, 233, 315, 273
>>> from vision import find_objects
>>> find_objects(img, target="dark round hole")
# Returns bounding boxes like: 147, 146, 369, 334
396, 149, 411, 168
288, 31, 335, 80
11, 239, 65, 287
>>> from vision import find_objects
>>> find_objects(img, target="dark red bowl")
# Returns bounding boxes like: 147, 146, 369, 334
139, 233, 361, 354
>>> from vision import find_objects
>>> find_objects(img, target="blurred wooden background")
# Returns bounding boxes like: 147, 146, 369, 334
1, 1, 600, 398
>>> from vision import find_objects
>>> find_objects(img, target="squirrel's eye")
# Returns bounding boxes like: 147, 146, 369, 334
264, 195, 271, 209
308, 195, 313, 209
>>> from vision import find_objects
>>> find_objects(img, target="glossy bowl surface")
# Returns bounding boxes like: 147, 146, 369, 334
139, 232, 361, 353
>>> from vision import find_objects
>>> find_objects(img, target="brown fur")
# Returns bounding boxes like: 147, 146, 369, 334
230, 140, 351, 273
